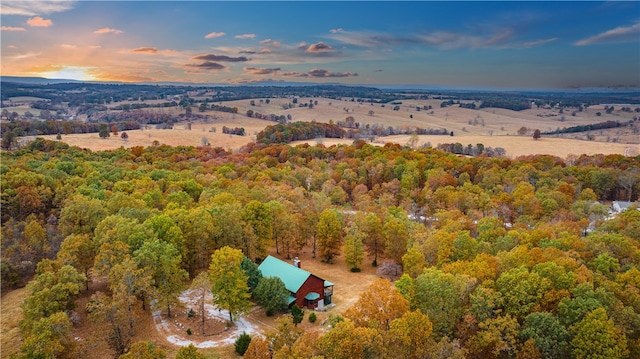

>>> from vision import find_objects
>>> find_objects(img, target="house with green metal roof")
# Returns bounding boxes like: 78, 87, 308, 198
258, 255, 334, 309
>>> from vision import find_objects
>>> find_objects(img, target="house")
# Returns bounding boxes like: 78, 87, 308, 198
612, 201, 639, 214
258, 255, 334, 310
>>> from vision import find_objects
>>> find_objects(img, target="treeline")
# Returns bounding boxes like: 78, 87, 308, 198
479, 97, 531, 111
222, 126, 246, 136
544, 120, 627, 135
0, 119, 141, 138
256, 122, 346, 144
436, 142, 506, 157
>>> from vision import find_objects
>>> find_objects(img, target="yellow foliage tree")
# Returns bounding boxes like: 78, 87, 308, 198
344, 278, 409, 331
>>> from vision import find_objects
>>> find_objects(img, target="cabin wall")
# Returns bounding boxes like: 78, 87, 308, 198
294, 275, 325, 309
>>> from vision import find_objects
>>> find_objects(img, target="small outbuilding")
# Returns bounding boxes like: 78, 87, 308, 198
258, 255, 334, 310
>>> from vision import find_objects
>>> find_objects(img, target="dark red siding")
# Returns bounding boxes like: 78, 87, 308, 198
294, 274, 325, 309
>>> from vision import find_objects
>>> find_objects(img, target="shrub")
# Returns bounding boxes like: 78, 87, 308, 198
186, 328, 192, 335
309, 312, 317, 323
235, 332, 251, 355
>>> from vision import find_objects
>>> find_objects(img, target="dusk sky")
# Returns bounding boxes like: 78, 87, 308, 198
1, 1, 639, 89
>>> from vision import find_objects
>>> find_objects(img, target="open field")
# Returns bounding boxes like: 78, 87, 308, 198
22, 96, 639, 158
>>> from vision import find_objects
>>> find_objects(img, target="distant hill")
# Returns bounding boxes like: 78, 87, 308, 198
0, 76, 82, 85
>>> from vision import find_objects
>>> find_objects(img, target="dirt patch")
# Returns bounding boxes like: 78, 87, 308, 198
1, 287, 27, 358
153, 289, 260, 349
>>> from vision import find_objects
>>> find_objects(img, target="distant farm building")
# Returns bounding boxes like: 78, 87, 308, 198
258, 255, 334, 310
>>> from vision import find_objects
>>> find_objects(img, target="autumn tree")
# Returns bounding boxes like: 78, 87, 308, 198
209, 246, 251, 323
175, 344, 206, 359
316, 209, 343, 263
359, 213, 384, 266
57, 233, 94, 290
385, 309, 434, 359
467, 314, 521, 358
120, 341, 166, 359
267, 315, 303, 353
242, 200, 273, 260
383, 216, 408, 266
344, 222, 365, 271
344, 278, 409, 331
244, 336, 271, 359
320, 320, 383, 359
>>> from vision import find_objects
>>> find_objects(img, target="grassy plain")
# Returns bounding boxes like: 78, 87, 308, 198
23, 97, 639, 158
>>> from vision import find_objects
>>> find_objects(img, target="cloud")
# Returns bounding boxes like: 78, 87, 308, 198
306, 42, 335, 53
574, 22, 640, 46
282, 68, 358, 78
522, 38, 557, 48
60, 44, 76, 49
192, 54, 249, 62
184, 62, 226, 71
27, 16, 53, 27
93, 27, 123, 35
235, 33, 256, 39
374, 69, 383, 72
205, 31, 226, 39
260, 39, 272, 44
0, 1, 75, 16
1, 26, 26, 31
244, 66, 281, 75
330, 28, 343, 34
131, 47, 158, 54
419, 29, 514, 50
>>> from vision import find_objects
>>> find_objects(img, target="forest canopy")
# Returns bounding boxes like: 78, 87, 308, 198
1, 138, 639, 358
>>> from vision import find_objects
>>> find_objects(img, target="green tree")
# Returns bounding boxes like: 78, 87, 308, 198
254, 276, 289, 316
413, 268, 475, 338
316, 209, 343, 263
521, 312, 569, 359
134, 238, 188, 318
99, 124, 110, 139
18, 312, 74, 359
291, 304, 304, 326
344, 222, 365, 271
209, 246, 251, 323
235, 332, 252, 356
495, 266, 551, 321
241, 256, 263, 294
571, 308, 628, 359
58, 194, 107, 237
20, 262, 85, 333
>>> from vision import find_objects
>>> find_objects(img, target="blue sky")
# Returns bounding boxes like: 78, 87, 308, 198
1, 1, 639, 89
